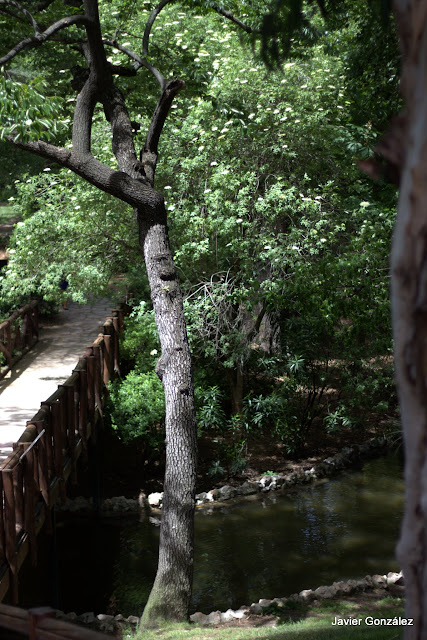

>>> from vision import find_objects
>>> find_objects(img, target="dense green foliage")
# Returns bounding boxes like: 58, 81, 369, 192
2, 167, 138, 306
0, 0, 400, 466
108, 302, 165, 447
107, 13, 398, 462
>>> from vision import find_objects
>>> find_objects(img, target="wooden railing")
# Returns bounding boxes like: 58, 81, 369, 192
0, 603, 110, 639
0, 304, 127, 603
0, 302, 39, 379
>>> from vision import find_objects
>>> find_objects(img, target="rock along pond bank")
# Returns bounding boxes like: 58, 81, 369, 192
51, 571, 405, 635
58, 438, 391, 515
37, 436, 404, 625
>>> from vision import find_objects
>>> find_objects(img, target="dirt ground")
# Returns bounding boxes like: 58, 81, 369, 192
94, 414, 396, 499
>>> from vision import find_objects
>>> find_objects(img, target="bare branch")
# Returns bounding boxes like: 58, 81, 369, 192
108, 62, 137, 77
6, 136, 163, 211
0, 6, 30, 26
102, 83, 139, 175
142, 0, 172, 57
138, 0, 253, 85
0, 0, 41, 32
0, 13, 90, 65
144, 77, 185, 155
69, 2, 111, 161
104, 39, 165, 88
209, 5, 254, 34
72, 73, 97, 155
82, 0, 109, 76
104, 0, 173, 90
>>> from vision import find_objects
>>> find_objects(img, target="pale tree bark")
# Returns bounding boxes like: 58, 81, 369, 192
2, 0, 198, 625
138, 213, 198, 625
386, 2, 427, 637
1, 0, 253, 626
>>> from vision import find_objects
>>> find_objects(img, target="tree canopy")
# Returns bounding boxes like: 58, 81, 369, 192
0, 0, 402, 628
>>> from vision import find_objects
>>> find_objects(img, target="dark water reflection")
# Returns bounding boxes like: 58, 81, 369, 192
192, 454, 403, 612
19, 453, 404, 616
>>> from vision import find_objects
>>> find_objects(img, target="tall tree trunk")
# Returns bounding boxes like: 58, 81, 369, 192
0, 0, 253, 628
138, 205, 198, 626
390, 2, 427, 636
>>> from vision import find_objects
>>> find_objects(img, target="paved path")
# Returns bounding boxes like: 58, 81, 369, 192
0, 299, 116, 461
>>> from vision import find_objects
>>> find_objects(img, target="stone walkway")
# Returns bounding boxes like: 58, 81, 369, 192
0, 299, 116, 461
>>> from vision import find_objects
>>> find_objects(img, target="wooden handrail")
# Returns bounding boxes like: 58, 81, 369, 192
0, 301, 39, 379
0, 303, 129, 603
0, 603, 111, 639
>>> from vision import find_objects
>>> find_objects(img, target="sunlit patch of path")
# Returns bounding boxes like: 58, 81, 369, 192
0, 299, 116, 461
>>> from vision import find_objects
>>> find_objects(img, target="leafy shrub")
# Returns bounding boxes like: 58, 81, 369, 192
230, 454, 247, 474
108, 370, 165, 447
208, 460, 226, 477
195, 385, 226, 433
324, 404, 354, 434
119, 301, 160, 372
337, 358, 396, 430
215, 438, 247, 477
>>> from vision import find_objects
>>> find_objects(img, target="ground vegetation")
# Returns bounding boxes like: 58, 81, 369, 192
131, 594, 405, 640
0, 0, 404, 629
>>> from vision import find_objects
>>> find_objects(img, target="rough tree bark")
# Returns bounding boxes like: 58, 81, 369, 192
139, 215, 197, 625
381, 2, 427, 637
2, 0, 198, 626
1, 0, 254, 625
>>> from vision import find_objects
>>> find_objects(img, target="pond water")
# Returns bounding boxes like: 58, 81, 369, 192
19, 453, 404, 616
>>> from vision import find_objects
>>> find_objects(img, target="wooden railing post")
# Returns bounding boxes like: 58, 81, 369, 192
0, 301, 39, 379
0, 474, 6, 566
92, 344, 103, 417
5, 321, 12, 368
16, 445, 38, 566
86, 353, 96, 433
112, 315, 120, 376
42, 403, 60, 478
76, 362, 88, 445
58, 385, 76, 483
0, 300, 129, 603
31, 415, 50, 507
103, 333, 111, 385
14, 320, 21, 354
2, 459, 18, 603
102, 319, 114, 384
13, 461, 24, 536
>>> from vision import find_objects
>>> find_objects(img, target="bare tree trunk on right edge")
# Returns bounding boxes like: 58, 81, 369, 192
390, 2, 427, 636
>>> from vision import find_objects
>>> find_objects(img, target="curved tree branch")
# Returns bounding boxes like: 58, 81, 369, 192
0, 0, 41, 32
209, 4, 254, 33
72, 73, 98, 155
107, 0, 173, 90
145, 77, 185, 155
102, 82, 140, 175
6, 136, 163, 211
0, 12, 90, 65
82, 0, 109, 75
104, 39, 165, 89
133, 77, 185, 185
142, 0, 172, 57
108, 62, 137, 76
